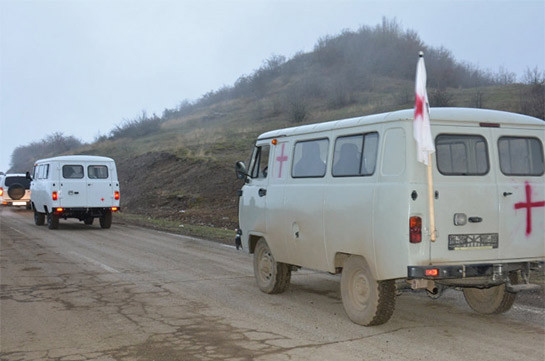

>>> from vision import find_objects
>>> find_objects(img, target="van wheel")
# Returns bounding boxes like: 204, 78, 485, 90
84, 217, 94, 225
462, 284, 516, 314
34, 210, 45, 226
99, 211, 112, 229
47, 213, 59, 230
253, 238, 291, 294
340, 255, 396, 326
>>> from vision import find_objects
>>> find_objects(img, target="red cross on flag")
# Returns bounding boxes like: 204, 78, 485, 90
414, 52, 435, 165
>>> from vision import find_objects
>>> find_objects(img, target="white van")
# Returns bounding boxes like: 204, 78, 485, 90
29, 155, 120, 229
235, 107, 545, 326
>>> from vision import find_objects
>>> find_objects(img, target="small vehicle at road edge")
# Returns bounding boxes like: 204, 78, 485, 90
0, 173, 31, 208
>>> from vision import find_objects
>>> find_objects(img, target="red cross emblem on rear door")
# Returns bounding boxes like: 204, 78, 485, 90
514, 182, 545, 236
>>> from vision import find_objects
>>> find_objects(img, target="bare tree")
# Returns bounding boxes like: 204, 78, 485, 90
430, 88, 453, 107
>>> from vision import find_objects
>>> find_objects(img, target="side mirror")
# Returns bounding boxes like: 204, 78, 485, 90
25, 171, 32, 180
235, 161, 248, 180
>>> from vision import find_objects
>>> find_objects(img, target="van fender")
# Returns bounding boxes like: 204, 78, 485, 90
334, 252, 379, 280
248, 233, 266, 254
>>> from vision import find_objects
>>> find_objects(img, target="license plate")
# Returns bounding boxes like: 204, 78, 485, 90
448, 233, 499, 250
12, 201, 27, 206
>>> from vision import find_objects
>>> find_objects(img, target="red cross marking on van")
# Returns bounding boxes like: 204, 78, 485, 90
514, 182, 545, 236
276, 143, 288, 178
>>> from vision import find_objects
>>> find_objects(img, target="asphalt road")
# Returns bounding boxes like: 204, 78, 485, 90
1, 207, 544, 361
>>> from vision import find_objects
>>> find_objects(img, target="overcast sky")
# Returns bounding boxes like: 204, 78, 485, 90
1, 0, 544, 172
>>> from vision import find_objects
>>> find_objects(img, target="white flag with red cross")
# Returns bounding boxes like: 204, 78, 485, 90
413, 52, 435, 165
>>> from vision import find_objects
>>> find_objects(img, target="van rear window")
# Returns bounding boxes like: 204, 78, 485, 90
498, 137, 544, 176
436, 134, 489, 175
4, 176, 31, 189
88, 165, 109, 179
63, 165, 84, 179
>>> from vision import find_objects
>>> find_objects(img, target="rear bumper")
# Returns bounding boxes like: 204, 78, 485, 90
1, 199, 30, 206
408, 261, 544, 280
53, 207, 120, 218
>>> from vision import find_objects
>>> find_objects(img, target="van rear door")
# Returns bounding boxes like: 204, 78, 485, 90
431, 129, 501, 263
86, 163, 115, 207
495, 131, 545, 260
59, 164, 87, 208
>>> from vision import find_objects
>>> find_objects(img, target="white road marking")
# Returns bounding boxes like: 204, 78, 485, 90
513, 304, 545, 314
69, 251, 120, 273
8, 226, 26, 236
156, 230, 237, 249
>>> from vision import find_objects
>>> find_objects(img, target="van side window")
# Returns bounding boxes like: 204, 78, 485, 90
250, 145, 270, 179
63, 165, 84, 179
436, 134, 489, 175
88, 165, 109, 179
292, 139, 328, 178
333, 132, 378, 176
498, 137, 544, 176
35, 164, 43, 179
40, 164, 49, 179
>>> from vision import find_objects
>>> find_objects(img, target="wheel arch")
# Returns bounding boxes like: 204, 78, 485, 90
248, 234, 262, 254
334, 252, 379, 279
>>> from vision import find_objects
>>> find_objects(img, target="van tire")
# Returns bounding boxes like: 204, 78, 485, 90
253, 238, 291, 294
34, 210, 45, 226
99, 211, 112, 229
340, 255, 396, 326
462, 283, 516, 314
47, 213, 59, 230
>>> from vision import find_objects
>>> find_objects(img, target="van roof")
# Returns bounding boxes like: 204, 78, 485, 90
258, 107, 544, 140
34, 155, 115, 164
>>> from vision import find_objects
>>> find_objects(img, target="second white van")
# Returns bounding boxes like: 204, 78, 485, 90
29, 155, 120, 229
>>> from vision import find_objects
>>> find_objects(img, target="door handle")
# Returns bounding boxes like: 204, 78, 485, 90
503, 192, 512, 197
258, 188, 267, 197
468, 217, 482, 223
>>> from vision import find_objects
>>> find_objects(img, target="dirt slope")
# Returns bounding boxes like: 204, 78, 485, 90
117, 152, 242, 229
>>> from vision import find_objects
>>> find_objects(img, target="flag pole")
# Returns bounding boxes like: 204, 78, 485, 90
427, 153, 436, 242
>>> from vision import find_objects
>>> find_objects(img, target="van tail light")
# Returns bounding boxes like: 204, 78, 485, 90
111, 207, 119, 212
55, 207, 64, 213
52, 191, 58, 201
425, 268, 439, 277
410, 216, 422, 243
114, 191, 120, 200
0, 187, 3, 196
